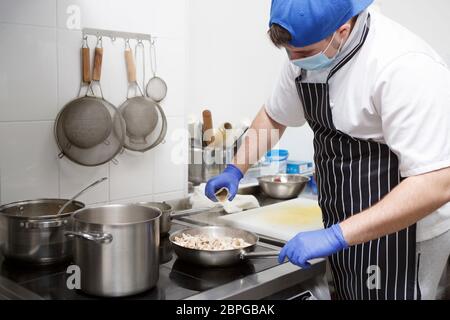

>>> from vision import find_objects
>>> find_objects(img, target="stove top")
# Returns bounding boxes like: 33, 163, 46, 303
0, 222, 281, 300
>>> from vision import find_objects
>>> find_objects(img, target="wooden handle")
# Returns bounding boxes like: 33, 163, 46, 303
92, 47, 103, 81
202, 110, 214, 146
125, 49, 136, 83
223, 122, 233, 130
81, 47, 91, 83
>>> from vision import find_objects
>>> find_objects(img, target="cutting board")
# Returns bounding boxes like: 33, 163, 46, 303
218, 197, 323, 242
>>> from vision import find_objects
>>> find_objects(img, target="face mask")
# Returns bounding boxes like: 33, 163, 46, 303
291, 33, 343, 71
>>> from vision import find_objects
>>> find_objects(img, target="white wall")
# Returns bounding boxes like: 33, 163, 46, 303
0, 0, 188, 205
186, 0, 315, 163
375, 0, 450, 65
186, 0, 450, 165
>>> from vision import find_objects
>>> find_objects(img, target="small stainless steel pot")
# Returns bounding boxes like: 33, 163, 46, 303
137, 202, 217, 235
65, 204, 161, 297
0, 199, 85, 265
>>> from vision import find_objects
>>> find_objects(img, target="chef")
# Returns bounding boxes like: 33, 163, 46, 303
205, 0, 450, 300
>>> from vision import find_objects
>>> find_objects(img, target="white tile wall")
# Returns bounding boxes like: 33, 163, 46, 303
110, 194, 154, 205
57, 0, 153, 32
0, 23, 58, 121
0, 122, 59, 203
109, 149, 155, 201
153, 190, 186, 203
0, 0, 188, 206
0, 0, 56, 27
59, 158, 109, 205
152, 117, 188, 194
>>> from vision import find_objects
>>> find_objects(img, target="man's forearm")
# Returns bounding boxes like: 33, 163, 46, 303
232, 106, 286, 174
340, 166, 450, 246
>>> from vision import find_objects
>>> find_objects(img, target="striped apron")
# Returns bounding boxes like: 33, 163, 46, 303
295, 15, 418, 300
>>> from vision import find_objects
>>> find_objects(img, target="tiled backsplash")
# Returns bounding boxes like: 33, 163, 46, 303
0, 0, 188, 205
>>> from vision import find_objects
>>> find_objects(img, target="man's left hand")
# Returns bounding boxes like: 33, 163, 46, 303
279, 224, 349, 268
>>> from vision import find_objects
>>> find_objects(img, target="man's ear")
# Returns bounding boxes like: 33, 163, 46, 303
337, 22, 352, 39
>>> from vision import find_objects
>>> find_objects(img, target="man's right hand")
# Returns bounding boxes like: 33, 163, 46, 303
205, 164, 244, 202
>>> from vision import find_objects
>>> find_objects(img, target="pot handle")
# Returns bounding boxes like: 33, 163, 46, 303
22, 219, 67, 229
65, 231, 113, 244
239, 250, 280, 260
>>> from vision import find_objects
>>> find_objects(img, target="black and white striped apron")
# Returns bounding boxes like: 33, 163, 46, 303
295, 15, 418, 300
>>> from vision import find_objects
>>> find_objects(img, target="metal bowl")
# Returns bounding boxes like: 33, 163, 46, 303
257, 174, 310, 200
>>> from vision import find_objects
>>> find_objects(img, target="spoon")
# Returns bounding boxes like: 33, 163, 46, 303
56, 177, 108, 216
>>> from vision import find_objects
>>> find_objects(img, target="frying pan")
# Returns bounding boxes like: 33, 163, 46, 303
169, 226, 280, 267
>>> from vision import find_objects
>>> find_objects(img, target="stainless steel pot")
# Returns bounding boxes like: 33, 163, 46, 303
65, 204, 161, 297
0, 199, 85, 265
137, 202, 220, 235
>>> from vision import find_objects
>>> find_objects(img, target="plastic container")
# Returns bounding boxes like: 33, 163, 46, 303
286, 160, 313, 174
263, 149, 289, 175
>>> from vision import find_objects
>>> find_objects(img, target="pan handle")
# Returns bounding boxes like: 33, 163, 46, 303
81, 47, 91, 84
65, 231, 113, 244
92, 46, 103, 82
170, 207, 219, 219
239, 250, 280, 260
125, 48, 137, 84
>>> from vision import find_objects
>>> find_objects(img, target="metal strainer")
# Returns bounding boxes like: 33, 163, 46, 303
56, 38, 113, 150
55, 37, 126, 166
145, 38, 167, 103
119, 41, 166, 152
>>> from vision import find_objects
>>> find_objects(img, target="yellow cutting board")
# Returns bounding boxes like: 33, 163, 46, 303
218, 197, 324, 242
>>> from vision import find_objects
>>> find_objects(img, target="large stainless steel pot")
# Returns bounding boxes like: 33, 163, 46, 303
65, 204, 161, 297
0, 199, 85, 265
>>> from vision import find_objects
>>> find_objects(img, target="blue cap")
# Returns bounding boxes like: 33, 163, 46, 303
269, 0, 374, 47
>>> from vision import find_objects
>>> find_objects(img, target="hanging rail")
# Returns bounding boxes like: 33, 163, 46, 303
82, 28, 152, 42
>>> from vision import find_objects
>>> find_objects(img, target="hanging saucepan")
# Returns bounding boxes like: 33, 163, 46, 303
55, 36, 126, 166
137, 202, 220, 235
145, 38, 168, 103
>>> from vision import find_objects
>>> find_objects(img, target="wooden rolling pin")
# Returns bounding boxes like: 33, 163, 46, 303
202, 110, 214, 147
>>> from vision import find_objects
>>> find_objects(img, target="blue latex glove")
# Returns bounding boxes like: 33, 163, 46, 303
205, 164, 244, 202
279, 224, 349, 268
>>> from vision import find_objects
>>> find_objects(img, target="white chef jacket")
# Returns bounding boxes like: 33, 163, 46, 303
266, 8, 450, 242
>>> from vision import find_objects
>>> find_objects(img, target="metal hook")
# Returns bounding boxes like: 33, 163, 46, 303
135, 40, 146, 90
125, 38, 131, 49
96, 36, 103, 48
82, 35, 89, 48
